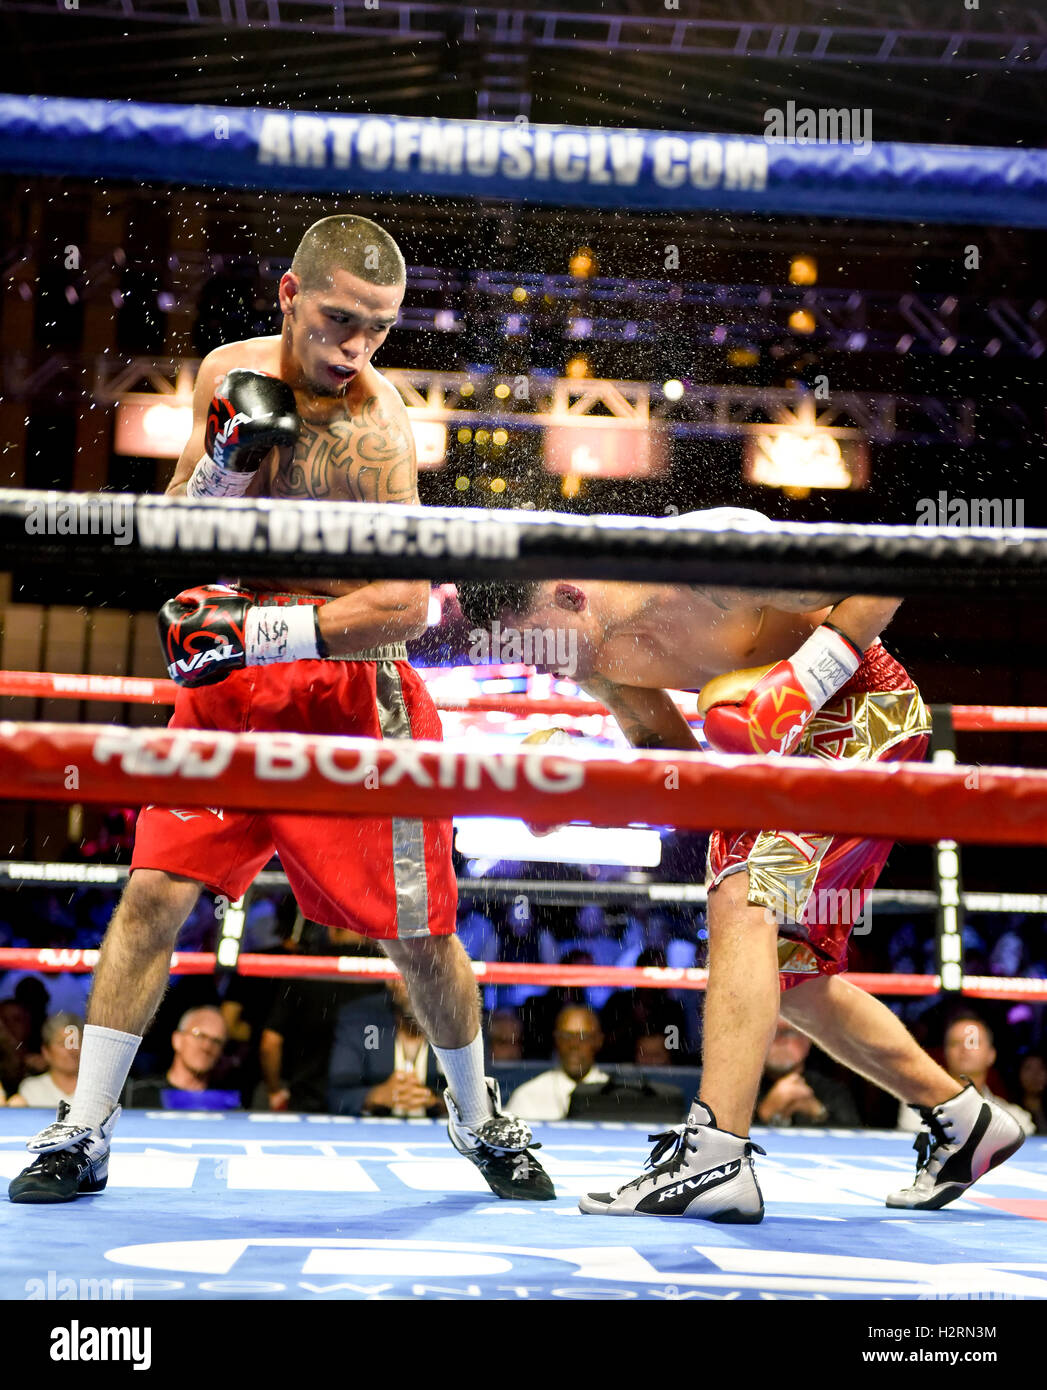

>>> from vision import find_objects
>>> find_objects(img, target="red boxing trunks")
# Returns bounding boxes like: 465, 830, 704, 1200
705, 641, 931, 990
132, 599, 456, 940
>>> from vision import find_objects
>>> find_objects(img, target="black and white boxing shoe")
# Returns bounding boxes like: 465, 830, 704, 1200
579, 1100, 766, 1222
8, 1102, 121, 1204
446, 1080, 555, 1200
886, 1082, 1025, 1210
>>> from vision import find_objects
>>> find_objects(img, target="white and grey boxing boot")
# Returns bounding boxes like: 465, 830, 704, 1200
8, 1102, 121, 1204
886, 1081, 1025, 1210
579, 1099, 766, 1222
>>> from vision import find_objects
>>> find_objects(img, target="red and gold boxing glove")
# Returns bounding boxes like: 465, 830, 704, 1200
159, 584, 327, 687
699, 624, 863, 756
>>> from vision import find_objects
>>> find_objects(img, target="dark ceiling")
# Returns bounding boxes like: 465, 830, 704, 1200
3, 0, 1047, 146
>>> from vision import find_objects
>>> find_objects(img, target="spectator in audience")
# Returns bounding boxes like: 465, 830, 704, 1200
7, 1012, 82, 1108
124, 1006, 238, 1109
13, 978, 49, 1064
328, 978, 444, 1117
220, 897, 298, 1105
0, 999, 33, 1093
634, 1032, 671, 1069
898, 1013, 1036, 1136
259, 924, 383, 1112
599, 947, 691, 1063
756, 1019, 862, 1127
507, 1005, 609, 1121
488, 1009, 524, 1062
519, 948, 594, 1058
1017, 1051, 1047, 1135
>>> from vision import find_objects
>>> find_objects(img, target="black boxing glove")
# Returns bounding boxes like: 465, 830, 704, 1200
160, 585, 328, 687
185, 369, 300, 500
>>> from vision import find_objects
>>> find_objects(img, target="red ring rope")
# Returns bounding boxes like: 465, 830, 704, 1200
2, 720, 1047, 844
0, 948, 1042, 1000
3, 669, 1047, 732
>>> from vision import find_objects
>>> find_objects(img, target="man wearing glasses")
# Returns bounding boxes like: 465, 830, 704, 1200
122, 1007, 237, 1111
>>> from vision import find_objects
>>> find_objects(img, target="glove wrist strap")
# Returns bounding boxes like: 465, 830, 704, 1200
791, 623, 863, 706
244, 605, 321, 666
185, 454, 256, 499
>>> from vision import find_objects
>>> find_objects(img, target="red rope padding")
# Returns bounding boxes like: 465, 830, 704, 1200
6, 670, 1047, 733
1, 947, 1043, 999
949, 706, 1047, 732
2, 721, 1047, 845
0, 671, 178, 703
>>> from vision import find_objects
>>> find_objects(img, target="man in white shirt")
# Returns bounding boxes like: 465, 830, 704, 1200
508, 1005, 610, 1121
898, 1014, 1035, 1137
7, 1014, 82, 1109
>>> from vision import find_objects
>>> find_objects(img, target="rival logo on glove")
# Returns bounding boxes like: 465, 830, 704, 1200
166, 643, 238, 682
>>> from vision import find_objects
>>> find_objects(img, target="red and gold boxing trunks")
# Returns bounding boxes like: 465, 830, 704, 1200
705, 641, 930, 990
132, 593, 457, 940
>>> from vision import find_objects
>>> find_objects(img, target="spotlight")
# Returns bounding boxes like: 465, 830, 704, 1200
569, 247, 597, 279
455, 476, 470, 491
565, 355, 591, 379
512, 287, 528, 303
788, 309, 817, 335
492, 429, 508, 447
494, 383, 511, 399
662, 379, 685, 401
789, 255, 818, 286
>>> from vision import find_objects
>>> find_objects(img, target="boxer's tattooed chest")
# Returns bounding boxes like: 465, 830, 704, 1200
271, 396, 414, 502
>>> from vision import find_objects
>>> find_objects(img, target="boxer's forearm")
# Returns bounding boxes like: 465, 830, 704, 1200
580, 676, 700, 752
824, 595, 903, 652
316, 580, 430, 652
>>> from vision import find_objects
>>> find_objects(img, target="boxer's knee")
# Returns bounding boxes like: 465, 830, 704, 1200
107, 869, 201, 951
383, 932, 464, 973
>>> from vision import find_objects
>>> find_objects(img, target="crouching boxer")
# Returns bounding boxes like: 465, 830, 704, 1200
457, 509, 1024, 1221
10, 213, 552, 1205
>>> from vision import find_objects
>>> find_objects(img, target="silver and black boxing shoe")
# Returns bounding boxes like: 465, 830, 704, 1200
445, 1080, 555, 1200
579, 1099, 766, 1222
886, 1081, 1025, 1210
8, 1102, 121, 1204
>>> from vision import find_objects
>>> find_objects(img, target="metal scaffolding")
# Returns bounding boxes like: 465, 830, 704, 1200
3, 0, 1045, 68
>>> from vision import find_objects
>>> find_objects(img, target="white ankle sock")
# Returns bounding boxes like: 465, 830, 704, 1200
66, 1024, 142, 1130
433, 1033, 491, 1128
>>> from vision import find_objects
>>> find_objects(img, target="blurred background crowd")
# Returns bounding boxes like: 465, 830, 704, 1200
1, 811, 1045, 1132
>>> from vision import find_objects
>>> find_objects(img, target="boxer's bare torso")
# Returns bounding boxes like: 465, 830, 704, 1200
169, 333, 414, 600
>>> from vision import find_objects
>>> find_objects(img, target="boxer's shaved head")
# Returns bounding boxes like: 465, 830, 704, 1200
292, 214, 406, 290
